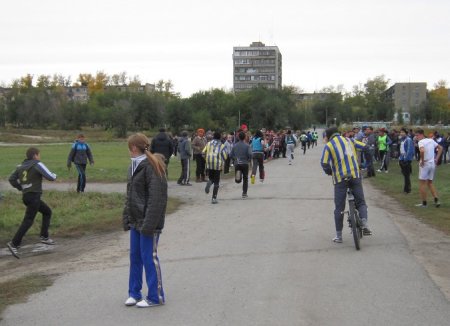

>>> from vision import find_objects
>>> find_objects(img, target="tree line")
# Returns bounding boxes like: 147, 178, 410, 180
0, 72, 448, 136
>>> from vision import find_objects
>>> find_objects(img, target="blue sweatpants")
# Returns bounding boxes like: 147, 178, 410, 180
128, 228, 165, 304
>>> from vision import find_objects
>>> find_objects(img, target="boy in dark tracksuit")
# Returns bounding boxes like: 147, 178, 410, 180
67, 133, 94, 193
230, 132, 253, 198
7, 147, 57, 258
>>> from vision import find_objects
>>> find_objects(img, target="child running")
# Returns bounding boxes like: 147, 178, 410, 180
250, 130, 266, 184
203, 131, 228, 204
230, 131, 253, 198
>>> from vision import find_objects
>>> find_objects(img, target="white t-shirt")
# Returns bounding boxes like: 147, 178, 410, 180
418, 138, 438, 162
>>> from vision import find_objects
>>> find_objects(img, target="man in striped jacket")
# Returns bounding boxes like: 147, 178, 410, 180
321, 127, 372, 244
203, 131, 228, 204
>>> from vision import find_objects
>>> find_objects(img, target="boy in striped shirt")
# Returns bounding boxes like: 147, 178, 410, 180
203, 132, 228, 204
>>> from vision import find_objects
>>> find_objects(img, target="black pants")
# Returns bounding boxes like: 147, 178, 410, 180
193, 154, 206, 178
75, 164, 87, 192
251, 152, 265, 179
178, 158, 190, 184
301, 142, 307, 154
399, 160, 412, 193
234, 164, 249, 195
224, 157, 231, 174
379, 150, 389, 171
208, 169, 221, 199
12, 192, 52, 246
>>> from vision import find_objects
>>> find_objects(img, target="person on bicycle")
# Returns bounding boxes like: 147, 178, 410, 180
320, 127, 372, 243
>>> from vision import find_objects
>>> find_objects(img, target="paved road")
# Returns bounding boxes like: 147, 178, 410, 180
2, 143, 450, 326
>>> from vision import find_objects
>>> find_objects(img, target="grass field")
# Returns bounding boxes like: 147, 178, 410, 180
0, 142, 185, 182
0, 191, 181, 243
368, 159, 450, 235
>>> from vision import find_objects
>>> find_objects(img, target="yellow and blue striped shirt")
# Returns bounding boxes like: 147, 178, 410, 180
203, 140, 228, 171
321, 134, 366, 184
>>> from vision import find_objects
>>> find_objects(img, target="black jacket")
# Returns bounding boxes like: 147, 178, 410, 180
9, 159, 57, 194
122, 160, 168, 235
150, 132, 174, 161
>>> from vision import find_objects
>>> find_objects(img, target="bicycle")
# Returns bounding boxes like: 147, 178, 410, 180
343, 176, 363, 250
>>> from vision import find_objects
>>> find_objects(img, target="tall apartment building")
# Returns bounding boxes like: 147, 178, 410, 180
385, 82, 427, 112
233, 42, 282, 92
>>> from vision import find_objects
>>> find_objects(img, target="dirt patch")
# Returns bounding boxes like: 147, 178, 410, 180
369, 184, 450, 301
0, 232, 128, 284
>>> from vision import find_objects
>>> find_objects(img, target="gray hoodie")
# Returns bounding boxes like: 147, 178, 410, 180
230, 141, 252, 165
177, 136, 192, 160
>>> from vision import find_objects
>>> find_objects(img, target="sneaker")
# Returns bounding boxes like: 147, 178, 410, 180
435, 200, 441, 208
288, 162, 292, 165
362, 227, 372, 236
376, 169, 382, 172
385, 170, 388, 173
40, 237, 55, 245
291, 153, 294, 160
415, 203, 427, 208
332, 237, 343, 243
259, 179, 264, 183
211, 198, 218, 204
7, 242, 20, 259
184, 182, 192, 186
250, 175, 255, 185
125, 297, 138, 306
242, 193, 248, 199
205, 180, 212, 194
136, 299, 164, 308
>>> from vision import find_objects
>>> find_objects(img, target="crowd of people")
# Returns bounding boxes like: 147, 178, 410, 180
5, 123, 447, 309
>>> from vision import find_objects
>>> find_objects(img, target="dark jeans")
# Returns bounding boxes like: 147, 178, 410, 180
301, 142, 307, 154
193, 154, 206, 178
178, 158, 190, 184
234, 164, 249, 195
251, 152, 265, 180
224, 157, 231, 174
75, 163, 87, 192
12, 192, 52, 246
208, 169, 221, 199
399, 160, 412, 193
334, 177, 368, 232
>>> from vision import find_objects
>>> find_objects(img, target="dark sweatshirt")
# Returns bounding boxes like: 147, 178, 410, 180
230, 140, 252, 165
9, 159, 57, 194
150, 132, 174, 160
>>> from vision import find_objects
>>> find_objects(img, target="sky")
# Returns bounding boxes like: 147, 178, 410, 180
1, 0, 449, 97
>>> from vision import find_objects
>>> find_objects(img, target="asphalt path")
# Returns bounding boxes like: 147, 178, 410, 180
2, 142, 450, 325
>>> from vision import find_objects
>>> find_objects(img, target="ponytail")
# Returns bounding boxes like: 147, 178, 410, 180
127, 133, 166, 178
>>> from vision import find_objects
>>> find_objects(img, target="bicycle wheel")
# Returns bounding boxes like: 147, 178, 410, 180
348, 200, 361, 250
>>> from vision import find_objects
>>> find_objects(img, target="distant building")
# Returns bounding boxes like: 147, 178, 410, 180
233, 42, 282, 92
294, 92, 342, 102
109, 83, 155, 94
385, 82, 427, 113
66, 86, 89, 102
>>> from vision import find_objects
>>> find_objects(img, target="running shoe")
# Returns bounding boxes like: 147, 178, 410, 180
136, 299, 164, 308
40, 237, 56, 245
250, 175, 255, 185
7, 242, 20, 259
332, 237, 343, 243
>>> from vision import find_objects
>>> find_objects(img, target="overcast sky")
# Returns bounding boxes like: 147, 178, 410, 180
1, 0, 449, 97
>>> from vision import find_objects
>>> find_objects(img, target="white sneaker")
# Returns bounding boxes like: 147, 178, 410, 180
40, 237, 55, 245
124, 297, 138, 306
332, 236, 343, 243
136, 299, 164, 308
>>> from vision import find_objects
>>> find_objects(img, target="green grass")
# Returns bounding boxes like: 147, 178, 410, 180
0, 191, 182, 243
368, 161, 450, 235
0, 142, 184, 182
0, 274, 56, 320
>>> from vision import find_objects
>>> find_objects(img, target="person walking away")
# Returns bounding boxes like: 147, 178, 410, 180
320, 127, 372, 243
203, 132, 228, 204
285, 129, 297, 165
67, 133, 94, 193
414, 129, 443, 208
123, 133, 168, 308
223, 133, 234, 174
272, 132, 281, 158
300, 132, 308, 155
230, 131, 252, 199
7, 147, 57, 259
177, 131, 192, 186
192, 128, 207, 182
377, 128, 391, 173
250, 130, 266, 184
398, 128, 415, 194
364, 127, 376, 177
150, 128, 174, 177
